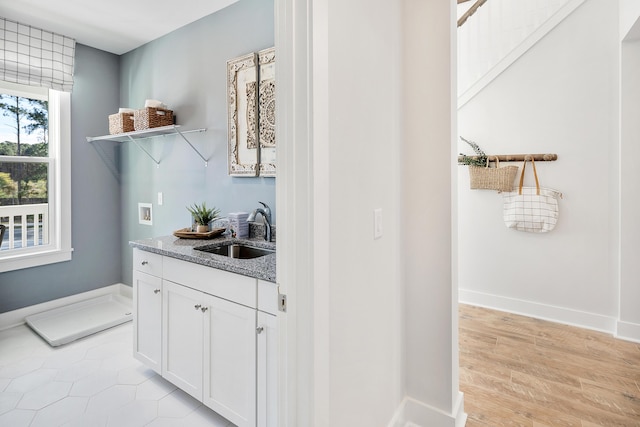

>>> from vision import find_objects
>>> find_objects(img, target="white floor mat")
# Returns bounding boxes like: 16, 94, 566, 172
25, 294, 133, 346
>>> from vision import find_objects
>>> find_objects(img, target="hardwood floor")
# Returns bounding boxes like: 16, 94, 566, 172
459, 304, 640, 426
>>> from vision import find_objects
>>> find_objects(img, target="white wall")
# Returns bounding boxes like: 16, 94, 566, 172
310, 0, 405, 425
620, 0, 640, 39
400, 0, 464, 425
279, 0, 463, 424
618, 8, 640, 341
458, 0, 621, 332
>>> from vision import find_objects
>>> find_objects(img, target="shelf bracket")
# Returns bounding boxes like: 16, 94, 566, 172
127, 135, 161, 167
175, 127, 209, 167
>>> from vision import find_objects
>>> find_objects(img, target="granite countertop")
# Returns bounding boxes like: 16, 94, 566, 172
129, 235, 276, 283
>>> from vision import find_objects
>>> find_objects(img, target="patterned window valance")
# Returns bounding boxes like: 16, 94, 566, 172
0, 18, 75, 92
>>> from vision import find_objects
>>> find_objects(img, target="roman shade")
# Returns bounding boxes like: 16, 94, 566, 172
0, 17, 75, 92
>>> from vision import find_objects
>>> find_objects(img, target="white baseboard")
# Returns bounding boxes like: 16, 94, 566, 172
459, 289, 617, 334
0, 283, 132, 331
388, 393, 466, 427
616, 320, 640, 344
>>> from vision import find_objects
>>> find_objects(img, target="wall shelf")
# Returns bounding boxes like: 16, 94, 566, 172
458, 153, 558, 163
87, 125, 209, 167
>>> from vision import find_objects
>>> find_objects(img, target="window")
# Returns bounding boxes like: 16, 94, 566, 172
0, 81, 71, 272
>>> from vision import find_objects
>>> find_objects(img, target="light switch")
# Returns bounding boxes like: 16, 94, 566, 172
374, 208, 383, 239
158, 192, 163, 206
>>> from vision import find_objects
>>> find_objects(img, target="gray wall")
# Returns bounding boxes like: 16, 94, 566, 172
119, 0, 275, 284
0, 44, 122, 312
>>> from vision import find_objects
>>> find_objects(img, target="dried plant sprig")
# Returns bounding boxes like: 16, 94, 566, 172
458, 136, 488, 167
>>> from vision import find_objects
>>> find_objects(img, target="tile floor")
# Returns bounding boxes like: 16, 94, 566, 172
0, 321, 237, 427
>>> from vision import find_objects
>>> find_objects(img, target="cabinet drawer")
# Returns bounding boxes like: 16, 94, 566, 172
258, 280, 278, 315
163, 256, 257, 308
133, 248, 163, 277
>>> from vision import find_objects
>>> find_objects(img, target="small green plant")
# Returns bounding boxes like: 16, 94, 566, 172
186, 202, 220, 226
458, 136, 488, 167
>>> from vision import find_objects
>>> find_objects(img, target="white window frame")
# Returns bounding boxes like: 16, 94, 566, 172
0, 81, 72, 272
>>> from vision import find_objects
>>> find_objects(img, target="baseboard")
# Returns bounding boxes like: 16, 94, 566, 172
388, 393, 466, 427
616, 320, 640, 344
459, 289, 617, 334
0, 283, 132, 331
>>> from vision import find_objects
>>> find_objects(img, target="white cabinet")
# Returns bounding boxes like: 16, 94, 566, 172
162, 279, 257, 427
257, 311, 278, 427
133, 249, 277, 427
204, 292, 257, 427
132, 249, 163, 373
162, 280, 204, 399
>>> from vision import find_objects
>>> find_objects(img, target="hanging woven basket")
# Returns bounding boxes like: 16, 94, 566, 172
468, 158, 519, 192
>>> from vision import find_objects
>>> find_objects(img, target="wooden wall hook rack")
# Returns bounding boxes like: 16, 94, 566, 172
458, 154, 558, 163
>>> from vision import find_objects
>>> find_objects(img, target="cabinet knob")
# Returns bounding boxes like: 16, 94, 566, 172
153, 289, 160, 294
141, 261, 149, 266
256, 326, 264, 334
194, 304, 202, 310
201, 306, 208, 313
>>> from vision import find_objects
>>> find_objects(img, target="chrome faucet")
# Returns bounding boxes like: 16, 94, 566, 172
247, 201, 272, 242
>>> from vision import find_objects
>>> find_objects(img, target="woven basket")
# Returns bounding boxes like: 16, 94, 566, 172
133, 107, 174, 131
469, 159, 519, 192
108, 112, 134, 134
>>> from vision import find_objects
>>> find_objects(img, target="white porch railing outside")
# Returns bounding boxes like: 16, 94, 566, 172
0, 203, 49, 250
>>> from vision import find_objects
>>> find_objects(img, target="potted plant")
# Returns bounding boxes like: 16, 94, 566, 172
186, 202, 221, 233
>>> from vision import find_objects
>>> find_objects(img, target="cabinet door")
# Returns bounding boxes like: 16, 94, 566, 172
203, 294, 257, 427
162, 280, 204, 401
257, 311, 278, 427
132, 270, 162, 373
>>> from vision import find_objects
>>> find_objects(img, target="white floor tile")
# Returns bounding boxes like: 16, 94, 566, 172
0, 391, 21, 415
0, 408, 35, 427
4, 368, 57, 394
0, 356, 45, 378
157, 388, 201, 418
62, 413, 108, 427
42, 346, 88, 370
16, 380, 71, 410
56, 358, 102, 382
105, 399, 158, 427
116, 364, 156, 385
29, 396, 88, 427
136, 375, 177, 401
85, 384, 136, 418
183, 405, 232, 427
0, 323, 241, 427
69, 369, 118, 397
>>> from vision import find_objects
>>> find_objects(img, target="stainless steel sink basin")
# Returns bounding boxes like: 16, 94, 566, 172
195, 243, 274, 259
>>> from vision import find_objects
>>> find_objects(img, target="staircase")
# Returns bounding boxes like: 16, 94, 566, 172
457, 0, 586, 106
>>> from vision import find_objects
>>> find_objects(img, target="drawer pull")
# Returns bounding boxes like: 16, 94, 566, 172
256, 326, 264, 334
194, 304, 202, 310
141, 261, 149, 266
153, 289, 160, 294
200, 306, 208, 313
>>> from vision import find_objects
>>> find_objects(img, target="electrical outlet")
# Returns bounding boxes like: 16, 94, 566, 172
374, 208, 383, 239
158, 192, 163, 206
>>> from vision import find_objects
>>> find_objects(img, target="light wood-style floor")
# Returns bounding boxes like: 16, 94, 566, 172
459, 304, 640, 426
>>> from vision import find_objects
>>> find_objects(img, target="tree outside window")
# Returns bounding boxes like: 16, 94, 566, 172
0, 94, 49, 206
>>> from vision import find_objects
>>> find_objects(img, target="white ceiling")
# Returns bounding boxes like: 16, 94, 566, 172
0, 0, 239, 55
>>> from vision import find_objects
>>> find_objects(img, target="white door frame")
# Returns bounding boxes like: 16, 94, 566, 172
274, 0, 315, 425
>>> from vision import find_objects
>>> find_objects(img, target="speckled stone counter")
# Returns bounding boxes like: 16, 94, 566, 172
129, 235, 276, 283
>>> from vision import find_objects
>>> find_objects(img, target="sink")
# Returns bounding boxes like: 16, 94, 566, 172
195, 243, 274, 259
